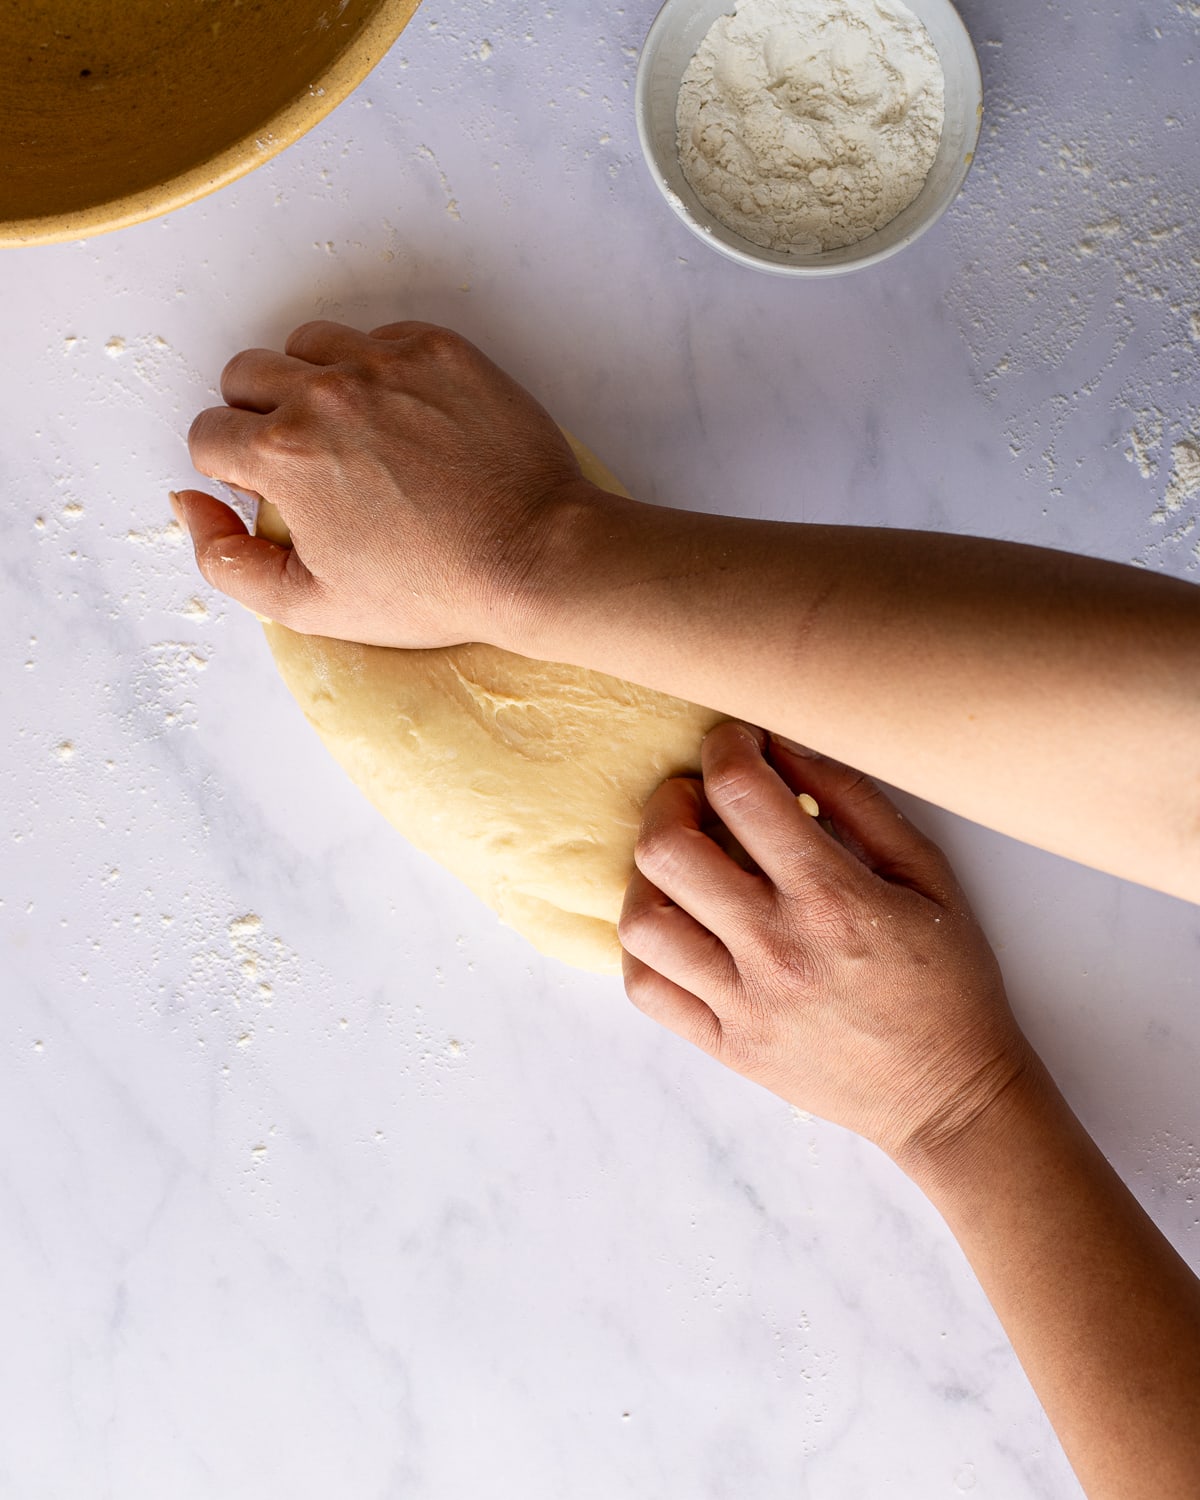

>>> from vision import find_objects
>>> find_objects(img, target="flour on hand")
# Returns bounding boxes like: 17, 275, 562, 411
676, 0, 945, 253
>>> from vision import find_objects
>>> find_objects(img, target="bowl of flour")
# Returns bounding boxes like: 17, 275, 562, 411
636, 0, 982, 275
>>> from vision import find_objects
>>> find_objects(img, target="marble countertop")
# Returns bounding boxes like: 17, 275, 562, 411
3, 1, 1198, 1495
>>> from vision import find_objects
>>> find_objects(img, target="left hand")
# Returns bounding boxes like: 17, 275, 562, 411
618, 722, 1035, 1166
178, 320, 597, 648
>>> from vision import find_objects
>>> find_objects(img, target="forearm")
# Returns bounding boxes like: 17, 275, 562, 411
897, 1060, 1200, 1500
512, 488, 1200, 900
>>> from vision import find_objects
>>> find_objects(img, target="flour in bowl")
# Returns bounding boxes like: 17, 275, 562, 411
676, 0, 945, 253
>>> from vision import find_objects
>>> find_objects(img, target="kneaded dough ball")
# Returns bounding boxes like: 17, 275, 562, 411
260, 436, 723, 974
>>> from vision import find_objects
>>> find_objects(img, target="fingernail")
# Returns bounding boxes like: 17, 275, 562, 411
168, 490, 186, 525
770, 732, 821, 759
731, 721, 767, 750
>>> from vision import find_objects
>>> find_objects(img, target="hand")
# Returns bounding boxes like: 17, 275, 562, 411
177, 320, 594, 647
619, 722, 1035, 1166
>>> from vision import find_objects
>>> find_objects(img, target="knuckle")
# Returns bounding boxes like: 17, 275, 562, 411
616, 900, 662, 955
621, 961, 646, 1000
842, 770, 897, 822
186, 407, 216, 458
633, 824, 681, 879
842, 769, 880, 801
305, 363, 363, 413
220, 348, 256, 393
253, 412, 309, 464
615, 904, 642, 947
622, 959, 656, 1010
704, 759, 760, 811
192, 535, 234, 588
413, 324, 469, 365
284, 319, 328, 355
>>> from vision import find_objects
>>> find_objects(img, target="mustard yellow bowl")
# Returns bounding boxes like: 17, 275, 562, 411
0, 0, 421, 246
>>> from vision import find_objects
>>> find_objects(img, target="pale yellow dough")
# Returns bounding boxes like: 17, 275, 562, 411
258, 436, 724, 974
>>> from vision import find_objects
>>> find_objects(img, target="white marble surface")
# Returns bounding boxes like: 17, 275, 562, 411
2, 1, 1198, 1495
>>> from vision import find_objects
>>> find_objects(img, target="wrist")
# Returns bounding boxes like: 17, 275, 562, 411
488, 478, 641, 659
891, 1042, 1058, 1201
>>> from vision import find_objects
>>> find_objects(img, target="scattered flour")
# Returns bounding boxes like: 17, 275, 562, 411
127, 519, 186, 547
676, 0, 945, 253
128, 641, 208, 736
178, 596, 209, 621
228, 914, 277, 1003
945, 7, 1200, 569
146, 901, 305, 1081
1126, 416, 1163, 480
1159, 439, 1200, 520
416, 143, 462, 220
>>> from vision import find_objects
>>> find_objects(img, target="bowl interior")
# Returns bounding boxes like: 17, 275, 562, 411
0, 0, 420, 244
637, 0, 983, 275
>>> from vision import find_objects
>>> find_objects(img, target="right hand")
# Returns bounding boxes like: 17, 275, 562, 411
619, 723, 1037, 1171
178, 320, 595, 646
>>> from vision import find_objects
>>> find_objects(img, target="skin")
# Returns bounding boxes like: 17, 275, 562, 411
622, 725, 1200, 1500
179, 322, 1200, 906
179, 321, 1200, 1498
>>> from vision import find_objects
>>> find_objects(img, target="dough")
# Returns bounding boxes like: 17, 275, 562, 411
257, 437, 724, 974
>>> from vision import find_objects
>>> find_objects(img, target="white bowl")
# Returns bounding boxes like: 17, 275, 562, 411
635, 0, 983, 277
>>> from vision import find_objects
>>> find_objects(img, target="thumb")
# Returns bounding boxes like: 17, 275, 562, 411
170, 489, 317, 627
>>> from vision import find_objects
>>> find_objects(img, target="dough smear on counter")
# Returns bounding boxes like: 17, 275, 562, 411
257, 436, 724, 974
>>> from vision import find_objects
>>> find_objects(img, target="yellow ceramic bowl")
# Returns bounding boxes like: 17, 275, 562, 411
0, 0, 421, 246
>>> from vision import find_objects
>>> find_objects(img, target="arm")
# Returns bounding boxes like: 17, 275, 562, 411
522, 500, 1200, 904
617, 721, 1200, 1499
179, 320, 1200, 901
904, 1061, 1200, 1500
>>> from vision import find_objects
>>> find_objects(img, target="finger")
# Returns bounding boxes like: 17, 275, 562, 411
220, 347, 311, 412
700, 721, 844, 898
188, 405, 271, 494
171, 490, 320, 627
366, 323, 492, 373
619, 866, 740, 1005
634, 776, 767, 950
368, 319, 454, 343
621, 951, 723, 1057
767, 735, 956, 899
284, 319, 373, 366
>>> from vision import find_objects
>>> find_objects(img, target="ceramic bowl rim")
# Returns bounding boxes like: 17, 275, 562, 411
634, 0, 984, 278
0, 0, 420, 247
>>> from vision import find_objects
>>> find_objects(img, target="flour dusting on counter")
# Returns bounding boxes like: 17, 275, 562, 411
1159, 439, 1200, 521
945, 3, 1200, 569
